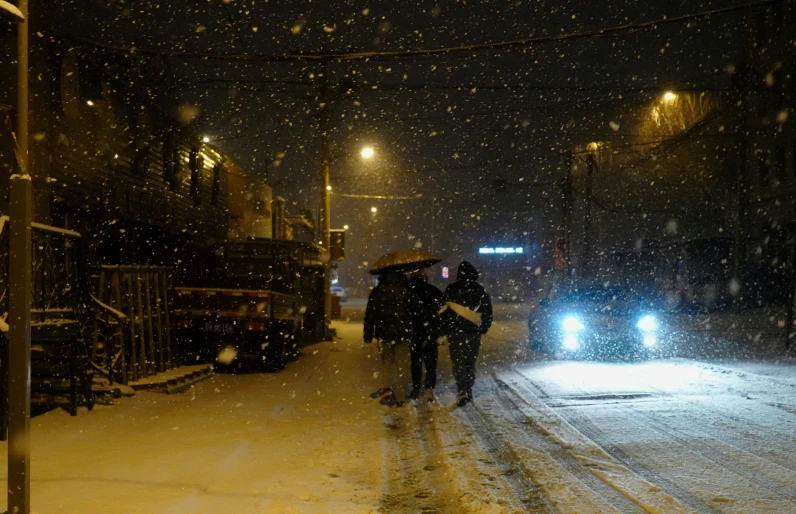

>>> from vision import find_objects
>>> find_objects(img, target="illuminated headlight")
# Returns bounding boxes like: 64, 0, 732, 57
643, 334, 657, 347
562, 316, 585, 333
563, 335, 579, 350
636, 315, 658, 332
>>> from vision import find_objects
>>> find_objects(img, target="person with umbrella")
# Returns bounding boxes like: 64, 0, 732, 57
439, 261, 493, 407
364, 250, 440, 406
408, 270, 443, 402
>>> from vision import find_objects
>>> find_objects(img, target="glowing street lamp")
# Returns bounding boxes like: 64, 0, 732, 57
202, 136, 211, 143
343, 224, 349, 230
370, 206, 378, 213
361, 146, 375, 159
663, 91, 677, 102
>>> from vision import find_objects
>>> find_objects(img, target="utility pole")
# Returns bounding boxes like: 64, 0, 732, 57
561, 150, 574, 278
430, 195, 436, 254
318, 59, 333, 338
7, 0, 32, 512
581, 153, 597, 277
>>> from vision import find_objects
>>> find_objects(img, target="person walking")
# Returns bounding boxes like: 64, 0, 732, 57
364, 270, 413, 406
439, 261, 493, 407
408, 270, 443, 402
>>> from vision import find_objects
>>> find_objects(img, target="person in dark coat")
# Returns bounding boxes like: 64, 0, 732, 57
407, 270, 443, 401
364, 270, 413, 406
439, 261, 493, 407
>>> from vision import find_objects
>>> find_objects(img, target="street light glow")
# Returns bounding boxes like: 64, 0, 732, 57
361, 147, 375, 159
202, 136, 211, 143
343, 225, 349, 230
326, 185, 332, 191
370, 206, 377, 213
86, 100, 94, 106
663, 91, 677, 102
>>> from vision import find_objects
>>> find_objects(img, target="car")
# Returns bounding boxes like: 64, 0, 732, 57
330, 284, 347, 302
528, 283, 666, 360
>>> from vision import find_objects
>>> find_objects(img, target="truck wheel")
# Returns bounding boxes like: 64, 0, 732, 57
262, 336, 287, 372
287, 326, 301, 361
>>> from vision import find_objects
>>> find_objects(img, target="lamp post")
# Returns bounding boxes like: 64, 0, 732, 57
4, 1, 32, 512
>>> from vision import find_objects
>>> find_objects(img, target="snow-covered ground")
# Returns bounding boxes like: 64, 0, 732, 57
2, 304, 795, 513
460, 304, 796, 513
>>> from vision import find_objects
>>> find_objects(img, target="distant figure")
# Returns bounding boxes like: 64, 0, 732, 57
364, 270, 413, 407
439, 261, 493, 407
408, 270, 443, 402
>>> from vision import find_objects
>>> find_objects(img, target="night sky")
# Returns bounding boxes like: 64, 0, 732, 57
45, 0, 758, 290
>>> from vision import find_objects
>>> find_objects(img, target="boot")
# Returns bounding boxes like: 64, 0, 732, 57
370, 387, 391, 399
408, 385, 423, 400
456, 391, 471, 407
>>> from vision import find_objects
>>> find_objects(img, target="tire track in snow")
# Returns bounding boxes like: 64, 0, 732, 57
469, 376, 647, 513
506, 370, 718, 514
619, 406, 796, 508
459, 386, 555, 513
380, 409, 460, 514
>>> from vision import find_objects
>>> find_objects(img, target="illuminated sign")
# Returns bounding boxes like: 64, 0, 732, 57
479, 247, 524, 255
441, 266, 449, 279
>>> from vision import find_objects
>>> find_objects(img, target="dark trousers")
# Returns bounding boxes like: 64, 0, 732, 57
448, 334, 481, 394
410, 339, 438, 390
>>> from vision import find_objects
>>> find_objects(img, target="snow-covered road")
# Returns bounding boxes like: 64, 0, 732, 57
2, 303, 794, 513
455, 305, 796, 513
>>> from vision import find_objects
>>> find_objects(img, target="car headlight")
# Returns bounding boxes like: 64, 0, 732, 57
636, 315, 658, 332
563, 335, 579, 350
562, 316, 585, 333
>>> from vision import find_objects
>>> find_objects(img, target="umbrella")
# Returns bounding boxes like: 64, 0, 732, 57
369, 249, 441, 275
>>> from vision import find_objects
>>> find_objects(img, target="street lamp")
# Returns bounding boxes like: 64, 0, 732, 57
663, 91, 677, 102
202, 136, 211, 143
343, 224, 349, 230
370, 206, 378, 213
320, 140, 377, 335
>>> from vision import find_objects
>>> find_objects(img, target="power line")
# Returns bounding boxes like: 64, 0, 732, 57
51, 0, 774, 63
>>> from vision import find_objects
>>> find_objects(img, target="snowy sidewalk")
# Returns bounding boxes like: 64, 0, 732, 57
0, 321, 524, 514
0, 323, 391, 514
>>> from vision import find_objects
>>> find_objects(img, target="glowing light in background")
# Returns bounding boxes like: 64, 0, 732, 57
361, 146, 375, 159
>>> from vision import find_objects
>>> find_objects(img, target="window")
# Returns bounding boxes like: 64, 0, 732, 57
163, 134, 179, 190
189, 150, 203, 204
775, 145, 788, 181
211, 163, 223, 206
758, 150, 771, 186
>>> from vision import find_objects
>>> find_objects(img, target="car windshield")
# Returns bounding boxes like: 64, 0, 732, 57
5, 2, 795, 513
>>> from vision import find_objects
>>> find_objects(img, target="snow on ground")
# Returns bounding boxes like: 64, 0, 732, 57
0, 321, 521, 514
465, 304, 796, 513
3, 302, 796, 513
1, 323, 389, 514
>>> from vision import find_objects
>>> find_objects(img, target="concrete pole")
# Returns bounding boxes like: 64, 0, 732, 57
8, 0, 32, 511
319, 60, 333, 336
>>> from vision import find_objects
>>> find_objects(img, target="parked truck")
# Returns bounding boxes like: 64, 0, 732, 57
173, 240, 325, 371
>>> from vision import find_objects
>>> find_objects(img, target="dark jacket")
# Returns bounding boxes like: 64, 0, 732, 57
408, 276, 443, 344
440, 261, 493, 336
364, 272, 413, 343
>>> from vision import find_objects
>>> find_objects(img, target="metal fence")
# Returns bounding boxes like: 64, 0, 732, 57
92, 266, 174, 385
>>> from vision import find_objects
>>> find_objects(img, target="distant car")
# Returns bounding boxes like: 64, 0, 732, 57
330, 285, 347, 302
528, 283, 665, 360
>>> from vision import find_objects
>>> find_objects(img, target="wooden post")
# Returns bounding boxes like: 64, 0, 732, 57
161, 268, 173, 368
144, 270, 156, 374
111, 269, 125, 384
134, 268, 147, 377
153, 271, 165, 372
126, 271, 137, 382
